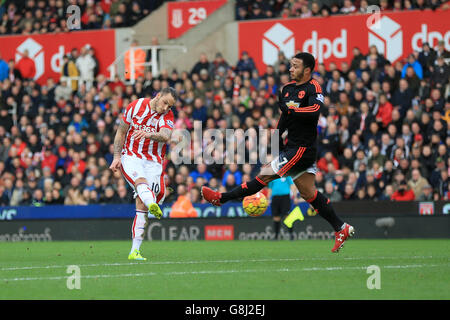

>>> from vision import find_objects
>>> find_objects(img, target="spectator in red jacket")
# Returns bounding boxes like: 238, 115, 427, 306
67, 152, 86, 175
376, 94, 393, 128
317, 151, 340, 173
16, 50, 36, 80
9, 137, 27, 158
41, 149, 58, 174
391, 180, 415, 201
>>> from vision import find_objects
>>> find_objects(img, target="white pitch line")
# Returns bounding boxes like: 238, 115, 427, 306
1, 263, 448, 282
0, 256, 440, 272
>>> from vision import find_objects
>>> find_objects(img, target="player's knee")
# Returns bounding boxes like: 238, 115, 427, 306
300, 189, 316, 201
296, 183, 316, 200
257, 167, 278, 184
257, 175, 277, 185
135, 177, 148, 186
259, 164, 276, 176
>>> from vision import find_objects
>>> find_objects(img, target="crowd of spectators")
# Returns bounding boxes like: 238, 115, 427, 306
0, 0, 164, 35
0, 37, 449, 207
236, 0, 448, 20
0, 2, 449, 207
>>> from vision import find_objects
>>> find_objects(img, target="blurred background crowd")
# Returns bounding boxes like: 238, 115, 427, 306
236, 0, 448, 20
2, 0, 447, 37
0, 0, 449, 207
0, 0, 164, 35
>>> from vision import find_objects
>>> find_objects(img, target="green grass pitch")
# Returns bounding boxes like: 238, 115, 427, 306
0, 239, 449, 300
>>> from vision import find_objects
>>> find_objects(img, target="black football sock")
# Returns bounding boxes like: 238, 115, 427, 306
274, 220, 280, 239
307, 191, 344, 232
220, 177, 267, 204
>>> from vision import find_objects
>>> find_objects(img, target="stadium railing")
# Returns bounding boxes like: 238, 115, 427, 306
108, 45, 187, 84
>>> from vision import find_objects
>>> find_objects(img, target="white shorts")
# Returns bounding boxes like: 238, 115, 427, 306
120, 154, 165, 205
270, 159, 317, 180
290, 163, 318, 180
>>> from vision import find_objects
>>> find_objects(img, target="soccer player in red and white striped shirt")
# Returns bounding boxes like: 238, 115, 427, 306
110, 88, 177, 261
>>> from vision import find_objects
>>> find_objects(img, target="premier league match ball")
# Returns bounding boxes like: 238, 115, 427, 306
242, 192, 268, 217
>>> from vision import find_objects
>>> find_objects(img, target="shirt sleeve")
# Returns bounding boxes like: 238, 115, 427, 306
276, 111, 287, 132
122, 100, 137, 125
159, 111, 175, 130
278, 86, 289, 114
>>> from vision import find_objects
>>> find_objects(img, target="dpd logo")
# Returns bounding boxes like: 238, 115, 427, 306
262, 23, 295, 66
368, 16, 403, 63
15, 38, 44, 80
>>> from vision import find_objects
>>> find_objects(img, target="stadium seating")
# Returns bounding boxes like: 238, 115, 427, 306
0, 0, 164, 35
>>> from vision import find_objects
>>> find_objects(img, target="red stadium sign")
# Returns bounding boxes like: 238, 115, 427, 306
238, 9, 450, 73
0, 29, 115, 85
167, 0, 227, 39
204, 225, 234, 241
419, 202, 435, 215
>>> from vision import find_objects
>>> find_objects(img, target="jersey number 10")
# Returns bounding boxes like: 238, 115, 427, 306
150, 182, 160, 195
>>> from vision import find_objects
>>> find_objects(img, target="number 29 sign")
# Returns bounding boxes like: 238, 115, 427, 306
167, 0, 227, 39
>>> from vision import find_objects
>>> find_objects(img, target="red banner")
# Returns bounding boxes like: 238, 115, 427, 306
168, 0, 227, 39
204, 225, 234, 241
0, 29, 115, 84
238, 9, 450, 73
419, 202, 435, 215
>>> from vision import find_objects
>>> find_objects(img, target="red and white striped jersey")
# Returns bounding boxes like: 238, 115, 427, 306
121, 97, 174, 163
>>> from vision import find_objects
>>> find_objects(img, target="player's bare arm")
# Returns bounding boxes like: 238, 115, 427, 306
109, 118, 130, 172
132, 127, 172, 143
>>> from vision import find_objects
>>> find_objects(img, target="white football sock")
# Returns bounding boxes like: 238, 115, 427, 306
136, 183, 156, 208
130, 210, 147, 253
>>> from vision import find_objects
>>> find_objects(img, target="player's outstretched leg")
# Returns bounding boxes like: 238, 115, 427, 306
305, 190, 355, 252
201, 177, 267, 206
201, 164, 278, 206
294, 173, 355, 252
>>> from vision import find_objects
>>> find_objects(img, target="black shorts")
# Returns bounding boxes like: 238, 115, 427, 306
271, 195, 291, 217
270, 146, 317, 179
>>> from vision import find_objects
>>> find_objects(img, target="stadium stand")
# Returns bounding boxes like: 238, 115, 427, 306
0, 0, 164, 35
0, 1, 448, 207
235, 0, 449, 20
